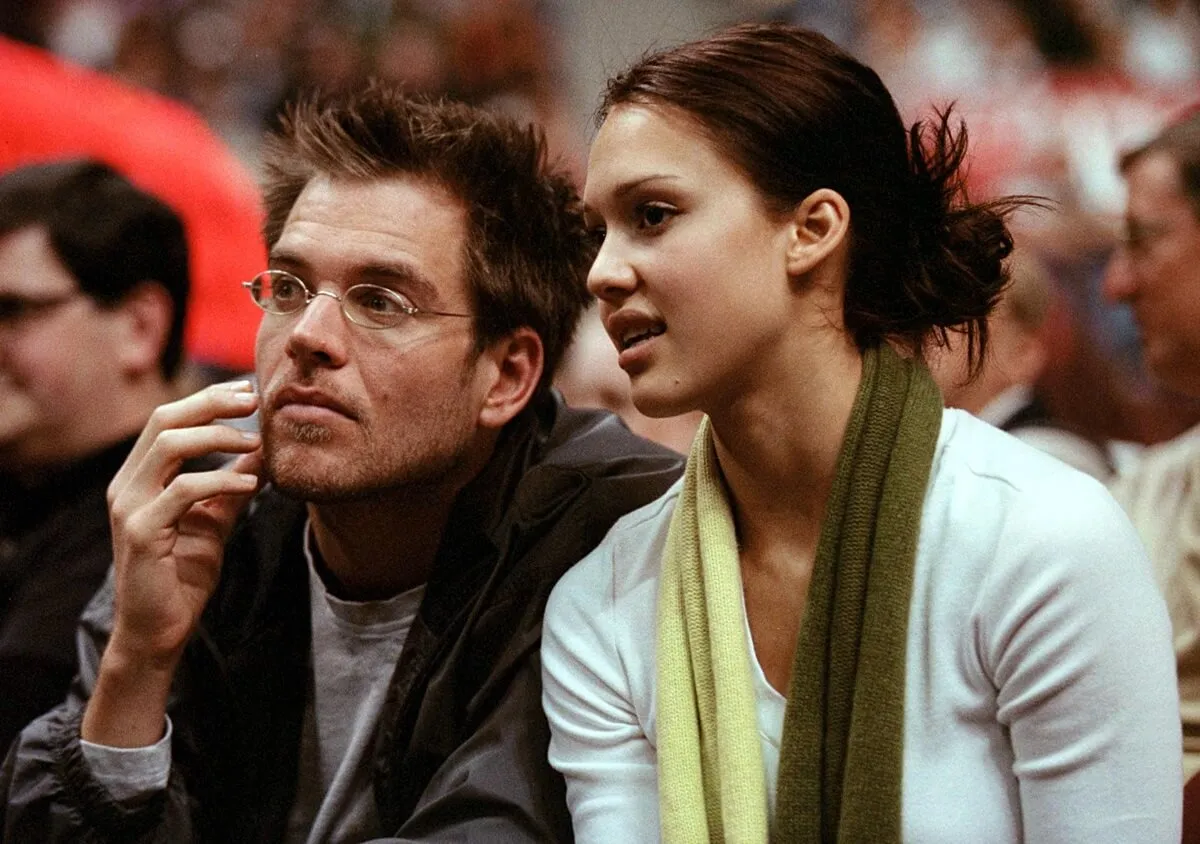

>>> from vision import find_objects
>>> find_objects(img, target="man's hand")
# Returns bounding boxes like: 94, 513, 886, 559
82, 381, 263, 748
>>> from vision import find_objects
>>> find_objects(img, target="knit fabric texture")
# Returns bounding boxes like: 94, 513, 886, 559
656, 344, 943, 844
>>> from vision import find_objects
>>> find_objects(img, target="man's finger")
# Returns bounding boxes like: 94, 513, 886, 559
110, 381, 258, 504
123, 468, 261, 545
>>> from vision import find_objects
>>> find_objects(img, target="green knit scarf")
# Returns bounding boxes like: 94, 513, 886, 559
656, 344, 943, 844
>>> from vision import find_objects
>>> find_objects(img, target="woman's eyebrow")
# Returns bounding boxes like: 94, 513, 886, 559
612, 174, 680, 200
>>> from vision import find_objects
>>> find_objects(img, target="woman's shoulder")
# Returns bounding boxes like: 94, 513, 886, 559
926, 409, 1153, 590
547, 478, 682, 617
935, 408, 1119, 515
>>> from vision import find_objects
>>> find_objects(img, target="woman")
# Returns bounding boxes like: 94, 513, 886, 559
541, 22, 1180, 843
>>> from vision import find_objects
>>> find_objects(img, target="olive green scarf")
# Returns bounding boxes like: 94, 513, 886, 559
656, 344, 943, 843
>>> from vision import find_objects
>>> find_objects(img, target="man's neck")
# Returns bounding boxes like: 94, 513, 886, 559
306, 482, 461, 602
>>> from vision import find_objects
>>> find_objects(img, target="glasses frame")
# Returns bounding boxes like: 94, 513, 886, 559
242, 269, 472, 330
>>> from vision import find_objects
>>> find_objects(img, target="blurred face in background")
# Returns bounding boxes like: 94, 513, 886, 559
0, 226, 130, 473
1105, 150, 1200, 396
928, 294, 1046, 416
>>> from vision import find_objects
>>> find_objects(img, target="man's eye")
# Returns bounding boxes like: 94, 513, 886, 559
350, 287, 406, 315
272, 277, 304, 301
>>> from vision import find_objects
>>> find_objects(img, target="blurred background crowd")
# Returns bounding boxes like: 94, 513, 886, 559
1, 0, 1198, 451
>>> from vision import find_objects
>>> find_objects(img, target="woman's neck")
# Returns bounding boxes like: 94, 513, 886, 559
708, 335, 863, 561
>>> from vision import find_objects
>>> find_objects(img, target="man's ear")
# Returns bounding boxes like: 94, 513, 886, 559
785, 188, 851, 278
477, 326, 544, 430
113, 281, 173, 378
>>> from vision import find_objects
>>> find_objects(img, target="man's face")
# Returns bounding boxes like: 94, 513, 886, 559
1105, 151, 1200, 395
255, 174, 497, 503
0, 226, 127, 472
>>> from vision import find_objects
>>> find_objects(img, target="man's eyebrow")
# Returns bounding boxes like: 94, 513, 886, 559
267, 249, 307, 269
355, 263, 441, 304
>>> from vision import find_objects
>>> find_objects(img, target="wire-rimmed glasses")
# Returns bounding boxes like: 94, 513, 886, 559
242, 269, 472, 330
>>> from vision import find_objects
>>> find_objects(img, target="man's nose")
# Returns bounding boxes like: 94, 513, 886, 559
285, 293, 349, 366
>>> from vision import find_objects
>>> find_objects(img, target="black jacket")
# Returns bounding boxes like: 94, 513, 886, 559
0, 437, 134, 754
0, 394, 683, 843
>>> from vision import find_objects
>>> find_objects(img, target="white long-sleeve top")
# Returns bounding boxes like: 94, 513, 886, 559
542, 409, 1182, 843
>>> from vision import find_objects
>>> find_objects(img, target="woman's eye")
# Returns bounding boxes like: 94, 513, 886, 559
587, 226, 607, 247
636, 203, 675, 230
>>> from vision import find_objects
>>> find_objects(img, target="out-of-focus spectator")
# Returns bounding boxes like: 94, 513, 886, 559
928, 249, 1113, 479
2, 0, 587, 182
0, 159, 189, 753
0, 36, 266, 375
444, 0, 584, 178
374, 12, 451, 94
1103, 109, 1200, 777
556, 307, 702, 455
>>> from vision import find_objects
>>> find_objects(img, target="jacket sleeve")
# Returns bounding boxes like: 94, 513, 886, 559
378, 649, 573, 843
0, 572, 197, 843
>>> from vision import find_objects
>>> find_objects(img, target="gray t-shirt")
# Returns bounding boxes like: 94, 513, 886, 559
286, 527, 424, 842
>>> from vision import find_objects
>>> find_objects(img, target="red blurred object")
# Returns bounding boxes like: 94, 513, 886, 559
0, 36, 264, 371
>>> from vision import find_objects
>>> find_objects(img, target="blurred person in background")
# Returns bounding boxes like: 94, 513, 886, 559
928, 248, 1113, 479
0, 159, 188, 753
555, 307, 702, 455
1104, 108, 1200, 778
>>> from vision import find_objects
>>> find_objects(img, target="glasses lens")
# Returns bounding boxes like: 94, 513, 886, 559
253, 271, 308, 314
344, 285, 411, 329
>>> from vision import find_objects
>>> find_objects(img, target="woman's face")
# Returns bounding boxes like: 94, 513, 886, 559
583, 104, 798, 419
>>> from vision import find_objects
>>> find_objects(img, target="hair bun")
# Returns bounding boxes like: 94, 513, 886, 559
900, 106, 1037, 371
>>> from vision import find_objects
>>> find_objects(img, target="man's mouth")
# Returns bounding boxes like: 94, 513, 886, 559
270, 385, 358, 420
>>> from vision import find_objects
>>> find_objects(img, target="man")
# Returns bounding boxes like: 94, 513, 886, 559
0, 86, 682, 841
0, 159, 188, 752
1102, 109, 1200, 776
928, 249, 1112, 480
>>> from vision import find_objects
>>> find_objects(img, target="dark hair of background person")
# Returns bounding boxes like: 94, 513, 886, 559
260, 82, 595, 394
1120, 110, 1200, 217
0, 159, 190, 377
598, 22, 1033, 374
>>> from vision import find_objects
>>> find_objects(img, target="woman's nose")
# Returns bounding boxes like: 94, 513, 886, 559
587, 233, 638, 301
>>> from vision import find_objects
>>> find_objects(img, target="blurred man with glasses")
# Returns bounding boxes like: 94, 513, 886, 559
1104, 109, 1200, 777
0, 86, 682, 842
0, 159, 188, 756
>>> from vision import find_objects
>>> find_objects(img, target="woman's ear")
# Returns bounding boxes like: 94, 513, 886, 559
785, 188, 851, 277
476, 326, 544, 430
113, 281, 173, 378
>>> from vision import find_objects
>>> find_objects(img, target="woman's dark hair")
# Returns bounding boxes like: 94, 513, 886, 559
599, 22, 1030, 370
